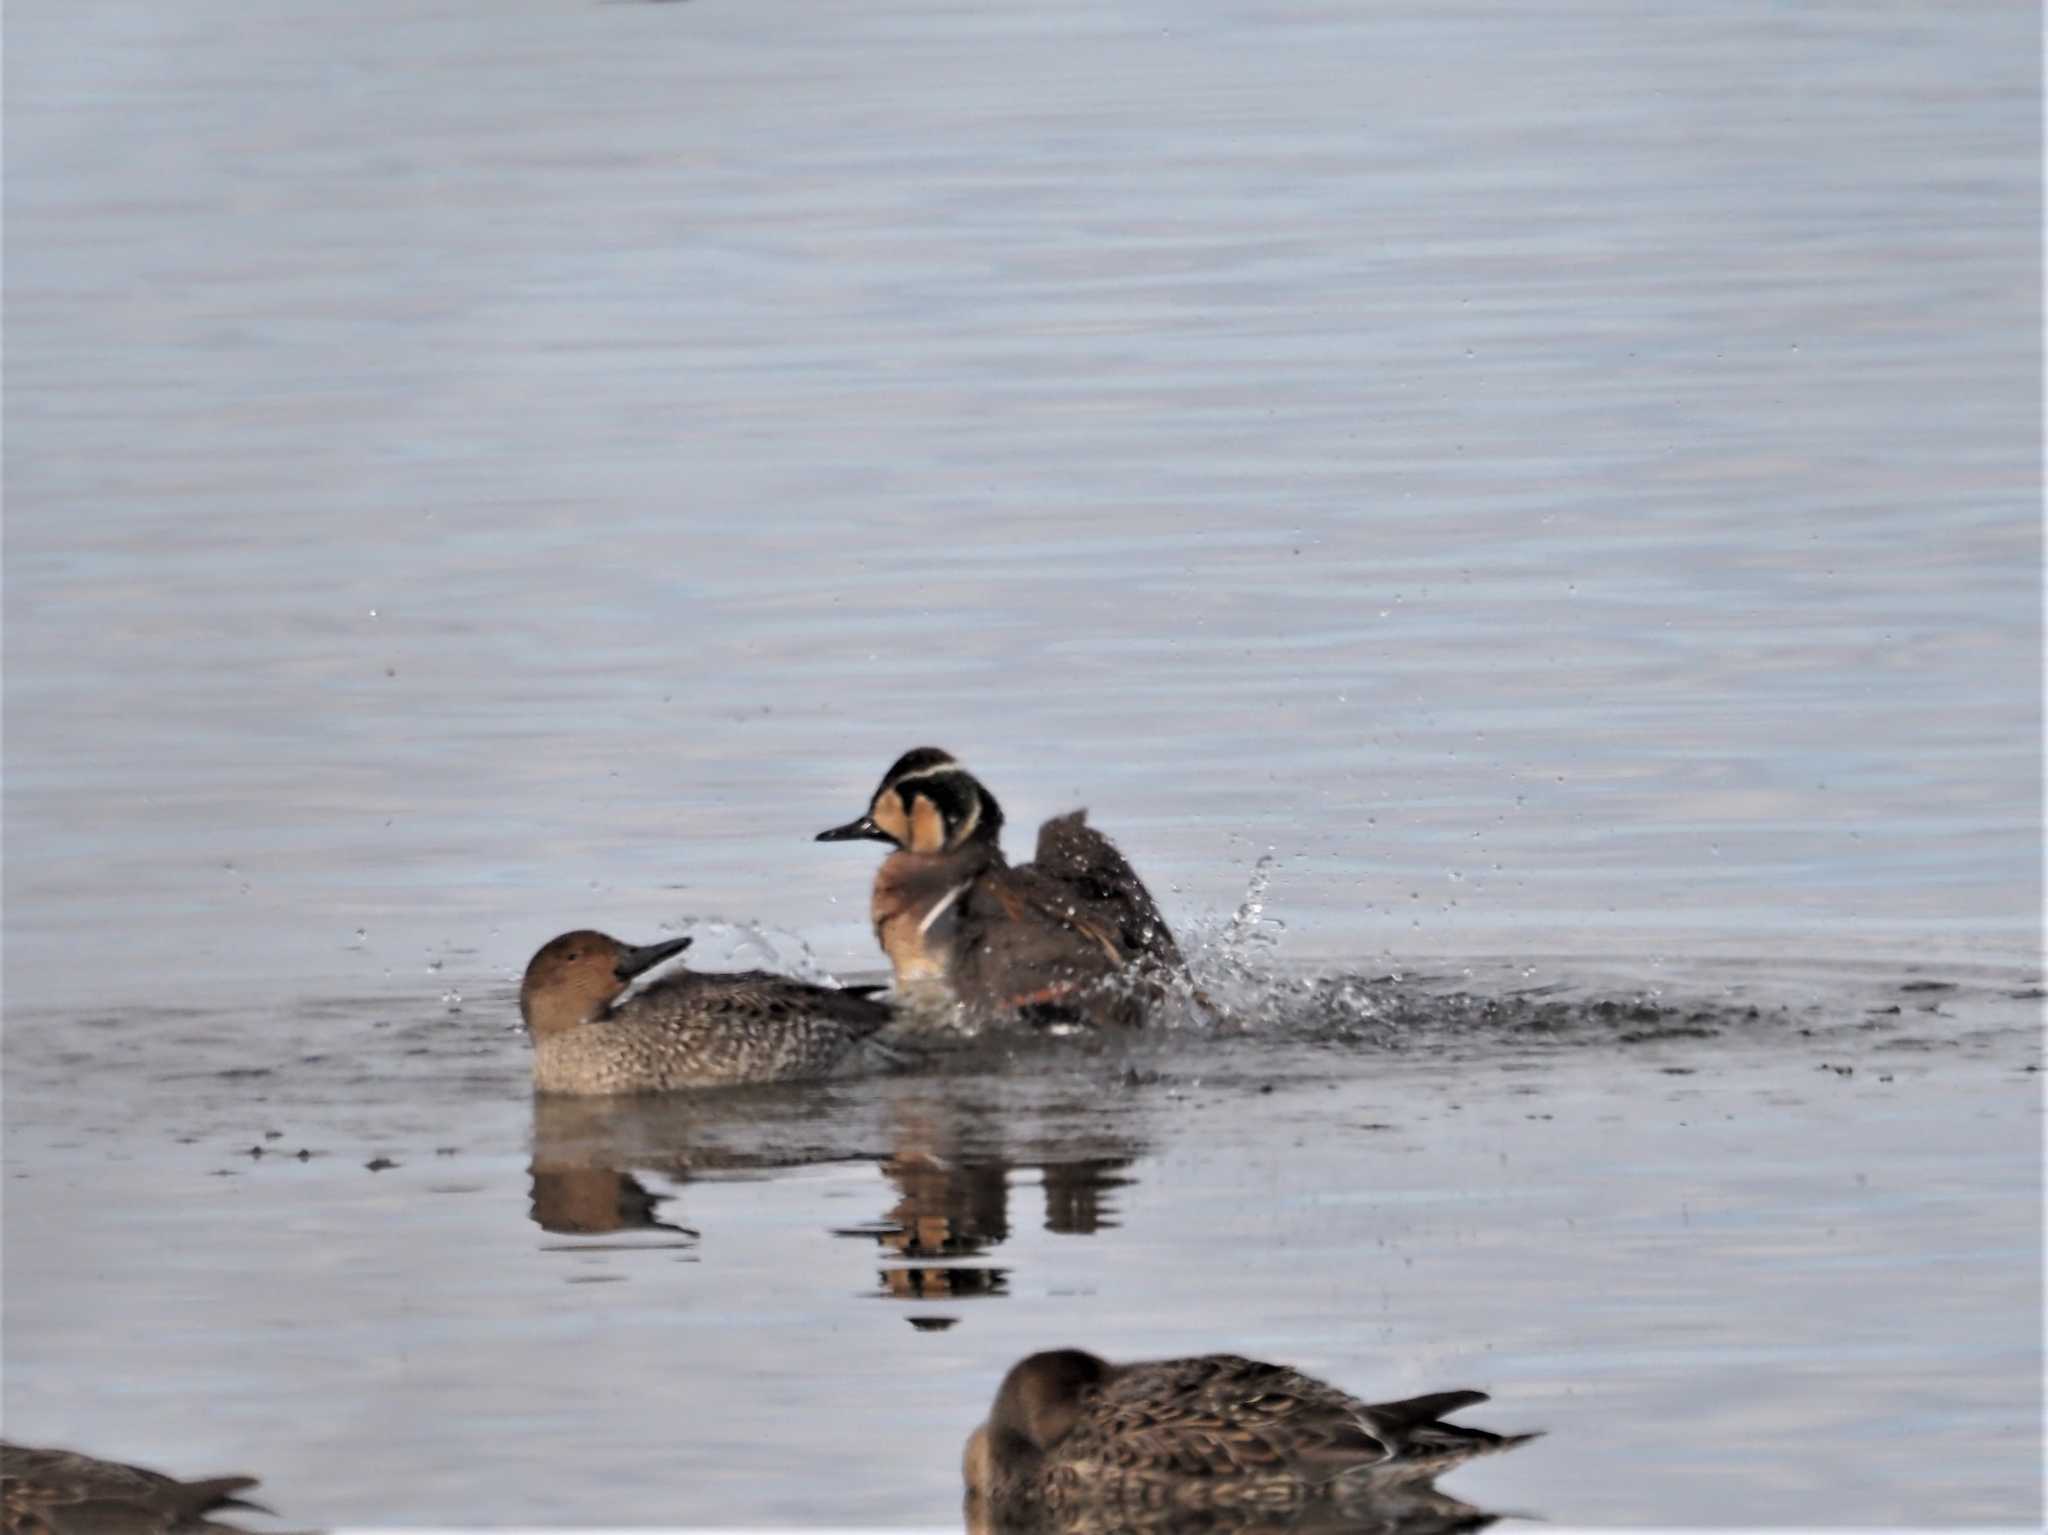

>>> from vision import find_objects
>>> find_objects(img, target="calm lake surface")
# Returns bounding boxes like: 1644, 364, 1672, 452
3, 0, 2038, 1529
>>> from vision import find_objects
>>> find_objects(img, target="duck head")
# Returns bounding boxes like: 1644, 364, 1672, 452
518, 929, 692, 1039
815, 747, 1004, 854
964, 1348, 1110, 1505
989, 1348, 1108, 1449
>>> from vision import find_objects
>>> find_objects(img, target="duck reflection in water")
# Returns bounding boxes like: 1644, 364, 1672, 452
526, 1088, 865, 1242
526, 1084, 1147, 1316
963, 1349, 1536, 1535
527, 1162, 694, 1239
847, 1092, 1142, 1309
529, 1094, 688, 1241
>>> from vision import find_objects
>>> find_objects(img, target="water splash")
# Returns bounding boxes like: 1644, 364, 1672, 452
1223, 854, 1282, 953
662, 916, 841, 987
1165, 855, 1340, 1036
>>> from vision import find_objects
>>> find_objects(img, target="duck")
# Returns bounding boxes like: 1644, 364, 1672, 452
815, 748, 1183, 1027
962, 1349, 1534, 1523
1, 1442, 284, 1535
519, 930, 897, 1093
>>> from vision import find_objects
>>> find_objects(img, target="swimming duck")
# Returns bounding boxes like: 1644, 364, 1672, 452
815, 749, 1183, 1027
963, 1349, 1533, 1522
519, 930, 896, 1093
1, 1443, 282, 1535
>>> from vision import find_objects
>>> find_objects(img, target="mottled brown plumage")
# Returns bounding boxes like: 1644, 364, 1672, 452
1, 1444, 282, 1535
964, 1350, 1534, 1525
520, 930, 897, 1093
816, 750, 1184, 1028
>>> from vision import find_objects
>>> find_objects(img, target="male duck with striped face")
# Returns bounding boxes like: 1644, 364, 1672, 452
816, 748, 1185, 1029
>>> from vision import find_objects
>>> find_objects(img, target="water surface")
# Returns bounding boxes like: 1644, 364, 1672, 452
4, 0, 2035, 1006
4, 955, 2040, 1527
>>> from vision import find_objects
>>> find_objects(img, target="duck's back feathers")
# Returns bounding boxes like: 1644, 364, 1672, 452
631, 970, 896, 1041
1, 1444, 273, 1535
1076, 1355, 1405, 1483
531, 964, 900, 1093
1056, 1358, 1523, 1506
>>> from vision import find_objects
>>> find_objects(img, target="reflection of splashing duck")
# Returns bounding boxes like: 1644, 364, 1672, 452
862, 1099, 1140, 1306
1, 1443, 291, 1535
520, 930, 897, 1093
963, 1350, 1535, 1526
1039, 1158, 1133, 1236
875, 1148, 1011, 1301
816, 749, 1184, 1028
872, 1102, 1013, 1301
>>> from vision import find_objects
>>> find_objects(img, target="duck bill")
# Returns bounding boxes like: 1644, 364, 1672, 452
613, 935, 692, 981
815, 814, 891, 843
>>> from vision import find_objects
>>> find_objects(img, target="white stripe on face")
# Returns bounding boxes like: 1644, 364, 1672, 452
886, 758, 961, 791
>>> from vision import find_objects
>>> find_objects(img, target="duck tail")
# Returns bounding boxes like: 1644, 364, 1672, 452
170, 1475, 267, 1517
1367, 1391, 1543, 1478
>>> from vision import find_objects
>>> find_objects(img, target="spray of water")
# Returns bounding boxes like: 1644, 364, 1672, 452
662, 916, 842, 987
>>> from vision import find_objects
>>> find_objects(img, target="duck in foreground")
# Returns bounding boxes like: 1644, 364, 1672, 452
520, 930, 896, 1093
963, 1349, 1535, 1528
816, 748, 1185, 1028
1, 1443, 285, 1535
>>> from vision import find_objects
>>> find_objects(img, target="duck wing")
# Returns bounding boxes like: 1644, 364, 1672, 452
953, 861, 1135, 1012
1065, 1356, 1387, 1481
1031, 810, 1183, 969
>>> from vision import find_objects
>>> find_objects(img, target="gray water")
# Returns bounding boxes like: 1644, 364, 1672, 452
3, 0, 2039, 1529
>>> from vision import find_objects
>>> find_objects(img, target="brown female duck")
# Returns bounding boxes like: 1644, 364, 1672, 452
520, 930, 896, 1092
963, 1349, 1534, 1523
